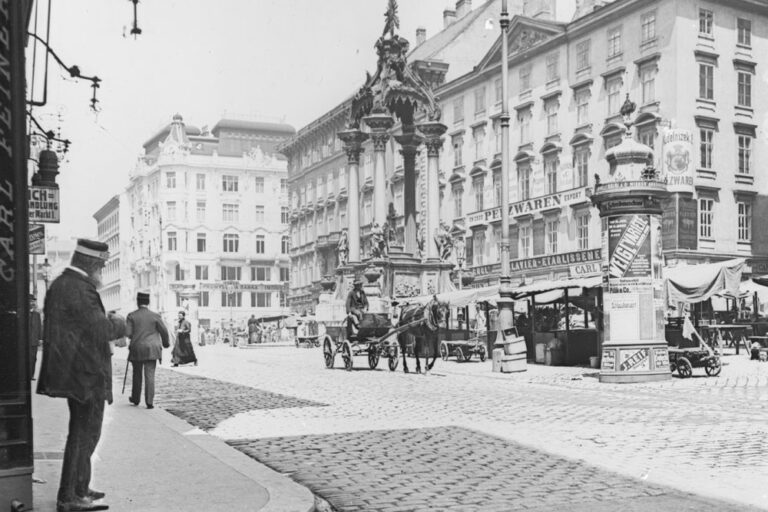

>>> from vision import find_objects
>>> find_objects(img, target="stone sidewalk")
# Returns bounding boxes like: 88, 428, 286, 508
30, 357, 314, 512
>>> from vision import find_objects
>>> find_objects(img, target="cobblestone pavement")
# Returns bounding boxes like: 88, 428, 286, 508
119, 346, 768, 510
229, 426, 751, 512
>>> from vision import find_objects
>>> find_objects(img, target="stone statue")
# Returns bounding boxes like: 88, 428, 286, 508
434, 221, 453, 262
369, 222, 387, 259
454, 236, 466, 268
384, 203, 398, 244
337, 229, 349, 266
416, 225, 425, 259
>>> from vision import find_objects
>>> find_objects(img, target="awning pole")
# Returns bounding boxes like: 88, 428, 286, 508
564, 288, 570, 365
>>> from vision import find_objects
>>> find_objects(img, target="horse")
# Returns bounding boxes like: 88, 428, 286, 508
396, 297, 450, 374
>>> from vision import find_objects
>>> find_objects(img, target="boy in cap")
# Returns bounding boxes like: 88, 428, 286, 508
38, 238, 125, 512
345, 278, 369, 336
126, 292, 169, 408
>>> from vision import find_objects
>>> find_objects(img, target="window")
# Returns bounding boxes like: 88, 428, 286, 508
473, 230, 485, 266
221, 292, 242, 307
607, 78, 621, 115
493, 171, 502, 207
737, 18, 751, 46
195, 265, 209, 280
519, 65, 531, 92
494, 119, 502, 154
473, 176, 484, 211
196, 201, 206, 223
699, 198, 713, 238
222, 203, 239, 223
737, 135, 752, 174
174, 264, 183, 282
453, 96, 464, 124
576, 40, 590, 71
255, 205, 265, 223
574, 147, 589, 188
638, 125, 655, 149
196, 173, 205, 190
577, 215, 589, 250
545, 52, 559, 82
252, 266, 271, 281
473, 126, 485, 161
200, 291, 209, 307
545, 99, 558, 135
223, 233, 239, 253
254, 177, 264, 193
607, 27, 622, 58
280, 267, 290, 281
255, 234, 265, 254
196, 233, 206, 252
737, 71, 752, 107
452, 135, 463, 167
699, 9, 713, 36
281, 235, 290, 254
518, 109, 531, 144
252, 292, 272, 308
167, 231, 177, 251
575, 88, 590, 125
222, 175, 239, 192
280, 207, 289, 225
452, 184, 463, 219
518, 165, 531, 201
737, 202, 752, 242
699, 64, 713, 100
220, 266, 241, 281
640, 64, 656, 104
545, 157, 558, 195
641, 12, 656, 43
546, 219, 559, 254
699, 129, 713, 169
494, 78, 502, 105
474, 86, 486, 115
166, 201, 177, 222
166, 171, 176, 188
519, 225, 531, 258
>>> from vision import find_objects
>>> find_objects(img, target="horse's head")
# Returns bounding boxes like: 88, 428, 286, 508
428, 297, 450, 330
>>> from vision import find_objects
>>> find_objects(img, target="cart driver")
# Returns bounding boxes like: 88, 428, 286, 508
346, 278, 369, 335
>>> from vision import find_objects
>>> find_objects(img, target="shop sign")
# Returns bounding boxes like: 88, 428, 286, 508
601, 349, 616, 371
619, 348, 650, 372
467, 187, 590, 227
661, 129, 694, 194
653, 347, 669, 370
569, 261, 600, 277
469, 263, 500, 277
510, 249, 601, 273
28, 185, 60, 223
29, 224, 45, 255
662, 195, 697, 251
750, 260, 768, 275
200, 282, 284, 292
607, 215, 651, 280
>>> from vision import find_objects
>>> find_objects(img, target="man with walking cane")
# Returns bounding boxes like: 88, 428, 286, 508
124, 292, 170, 408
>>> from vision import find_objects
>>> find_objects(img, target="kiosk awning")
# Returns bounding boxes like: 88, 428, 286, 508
512, 276, 603, 300
665, 258, 745, 304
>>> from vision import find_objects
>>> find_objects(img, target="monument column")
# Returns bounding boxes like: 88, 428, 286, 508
338, 128, 369, 264
419, 121, 447, 262
591, 97, 670, 383
364, 113, 394, 227
394, 128, 424, 257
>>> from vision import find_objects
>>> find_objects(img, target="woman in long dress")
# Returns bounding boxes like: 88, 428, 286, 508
172, 311, 198, 366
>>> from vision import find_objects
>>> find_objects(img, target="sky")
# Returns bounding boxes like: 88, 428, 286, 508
29, 0, 574, 240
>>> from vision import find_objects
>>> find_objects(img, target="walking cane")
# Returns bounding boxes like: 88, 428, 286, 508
121, 358, 129, 395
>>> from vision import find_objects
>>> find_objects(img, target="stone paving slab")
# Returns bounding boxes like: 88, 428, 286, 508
228, 426, 755, 512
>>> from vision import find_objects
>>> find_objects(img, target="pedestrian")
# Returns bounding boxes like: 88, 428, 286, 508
345, 278, 369, 336
126, 292, 169, 409
37, 238, 125, 512
29, 294, 43, 380
171, 311, 197, 366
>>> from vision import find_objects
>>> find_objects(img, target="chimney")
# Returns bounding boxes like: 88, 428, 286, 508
416, 27, 427, 46
529, 0, 554, 20
443, 8, 457, 28
456, 0, 472, 19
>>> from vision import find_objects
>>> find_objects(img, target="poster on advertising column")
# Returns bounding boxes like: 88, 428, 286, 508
605, 214, 654, 342
661, 129, 694, 194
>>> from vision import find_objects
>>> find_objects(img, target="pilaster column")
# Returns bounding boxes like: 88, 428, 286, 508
394, 129, 424, 256
338, 128, 369, 264
418, 121, 447, 262
363, 113, 395, 227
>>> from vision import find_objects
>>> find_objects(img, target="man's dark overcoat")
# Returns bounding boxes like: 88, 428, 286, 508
126, 306, 170, 361
37, 268, 119, 403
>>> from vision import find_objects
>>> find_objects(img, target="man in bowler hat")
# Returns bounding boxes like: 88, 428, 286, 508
126, 292, 169, 409
37, 239, 125, 512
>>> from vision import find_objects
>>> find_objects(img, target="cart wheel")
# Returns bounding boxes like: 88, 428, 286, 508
454, 348, 465, 362
323, 337, 334, 369
388, 345, 399, 371
479, 346, 487, 362
440, 342, 449, 361
368, 346, 380, 370
676, 357, 692, 378
705, 357, 722, 377
463, 350, 473, 362
342, 342, 353, 371
313, 337, 321, 348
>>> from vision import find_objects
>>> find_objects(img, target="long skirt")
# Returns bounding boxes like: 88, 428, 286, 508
172, 334, 197, 365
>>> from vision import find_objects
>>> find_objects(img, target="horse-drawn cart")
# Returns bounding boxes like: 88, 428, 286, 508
668, 346, 722, 378
323, 313, 400, 371
440, 335, 487, 362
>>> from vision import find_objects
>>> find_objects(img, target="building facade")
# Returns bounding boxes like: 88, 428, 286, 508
93, 194, 132, 313
123, 114, 294, 333
439, 0, 768, 285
